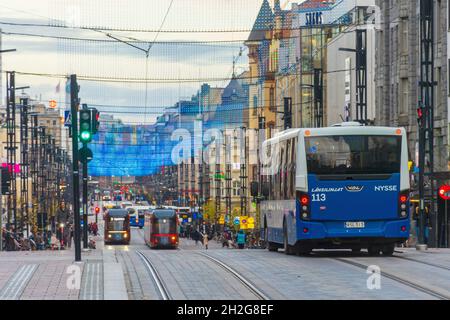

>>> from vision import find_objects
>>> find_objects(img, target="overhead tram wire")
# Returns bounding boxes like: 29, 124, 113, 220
6, 67, 355, 83
0, 19, 386, 33
0, 27, 371, 44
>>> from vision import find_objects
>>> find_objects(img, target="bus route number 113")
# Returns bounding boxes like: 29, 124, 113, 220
312, 194, 326, 202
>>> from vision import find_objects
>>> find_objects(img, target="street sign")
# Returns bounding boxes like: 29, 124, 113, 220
64, 110, 71, 127
233, 217, 240, 225
240, 216, 249, 230
439, 185, 450, 201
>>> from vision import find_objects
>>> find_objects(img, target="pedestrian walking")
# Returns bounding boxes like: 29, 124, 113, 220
194, 230, 200, 246
55, 201, 72, 249
203, 232, 209, 250
92, 222, 98, 236
237, 230, 246, 249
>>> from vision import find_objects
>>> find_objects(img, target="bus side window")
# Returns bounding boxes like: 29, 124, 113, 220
284, 139, 290, 199
291, 138, 297, 199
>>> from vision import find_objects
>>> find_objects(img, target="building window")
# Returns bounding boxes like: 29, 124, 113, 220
400, 78, 409, 115
400, 19, 408, 54
269, 87, 275, 112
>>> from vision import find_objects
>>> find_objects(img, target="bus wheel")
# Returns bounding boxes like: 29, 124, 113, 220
296, 244, 312, 256
368, 246, 381, 256
265, 227, 277, 252
283, 224, 295, 255
381, 244, 395, 256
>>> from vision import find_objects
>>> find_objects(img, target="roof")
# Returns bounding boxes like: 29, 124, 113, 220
298, 0, 333, 10
247, 0, 274, 42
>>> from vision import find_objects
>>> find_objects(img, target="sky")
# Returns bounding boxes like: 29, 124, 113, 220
0, 0, 299, 124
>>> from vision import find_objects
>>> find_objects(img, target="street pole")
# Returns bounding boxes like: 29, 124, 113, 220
446, 199, 448, 248
82, 145, 88, 249
0, 169, 3, 252
70, 75, 82, 262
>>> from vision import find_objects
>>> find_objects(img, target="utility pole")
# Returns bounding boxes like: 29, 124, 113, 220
70, 75, 82, 262
417, 0, 435, 249
239, 127, 247, 218
283, 97, 293, 130
313, 69, 324, 128
339, 29, 367, 124
225, 134, 232, 228
0, 169, 2, 251
39, 128, 47, 232
6, 71, 17, 230
20, 97, 30, 236
82, 150, 88, 249
215, 133, 221, 231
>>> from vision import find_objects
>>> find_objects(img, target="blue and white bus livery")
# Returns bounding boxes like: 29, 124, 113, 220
258, 123, 410, 256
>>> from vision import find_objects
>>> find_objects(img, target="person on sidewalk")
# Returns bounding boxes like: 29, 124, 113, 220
237, 230, 246, 249
203, 232, 209, 250
91, 222, 98, 236
56, 201, 72, 248
194, 230, 200, 246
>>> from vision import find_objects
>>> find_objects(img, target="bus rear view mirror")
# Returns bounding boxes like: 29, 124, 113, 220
250, 181, 259, 197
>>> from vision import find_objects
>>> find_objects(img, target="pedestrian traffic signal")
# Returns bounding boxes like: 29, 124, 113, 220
79, 109, 92, 143
91, 108, 100, 134
417, 106, 424, 124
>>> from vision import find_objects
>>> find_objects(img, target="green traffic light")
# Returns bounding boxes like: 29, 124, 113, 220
80, 131, 91, 142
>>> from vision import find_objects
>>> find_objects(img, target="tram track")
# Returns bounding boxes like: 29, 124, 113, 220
198, 252, 271, 300
136, 251, 172, 300
333, 257, 450, 300
392, 253, 450, 271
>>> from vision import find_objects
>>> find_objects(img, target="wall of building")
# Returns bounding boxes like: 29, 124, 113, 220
375, 0, 448, 172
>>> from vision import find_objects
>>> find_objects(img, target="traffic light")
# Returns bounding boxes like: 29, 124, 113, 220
91, 108, 100, 134
79, 109, 92, 143
417, 105, 424, 124
95, 207, 100, 215
1, 167, 11, 195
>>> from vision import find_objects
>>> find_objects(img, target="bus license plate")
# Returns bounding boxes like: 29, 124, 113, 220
345, 222, 365, 229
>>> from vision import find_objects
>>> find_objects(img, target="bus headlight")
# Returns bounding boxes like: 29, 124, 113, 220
108, 234, 112, 238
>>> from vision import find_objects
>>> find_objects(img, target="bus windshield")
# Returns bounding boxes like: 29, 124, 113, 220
153, 210, 176, 219
107, 219, 124, 231
305, 135, 401, 175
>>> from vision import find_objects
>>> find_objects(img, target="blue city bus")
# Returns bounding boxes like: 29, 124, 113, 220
128, 207, 148, 229
259, 123, 410, 256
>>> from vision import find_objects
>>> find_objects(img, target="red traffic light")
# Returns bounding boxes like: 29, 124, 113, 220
438, 185, 450, 201
417, 107, 424, 120
95, 207, 100, 214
